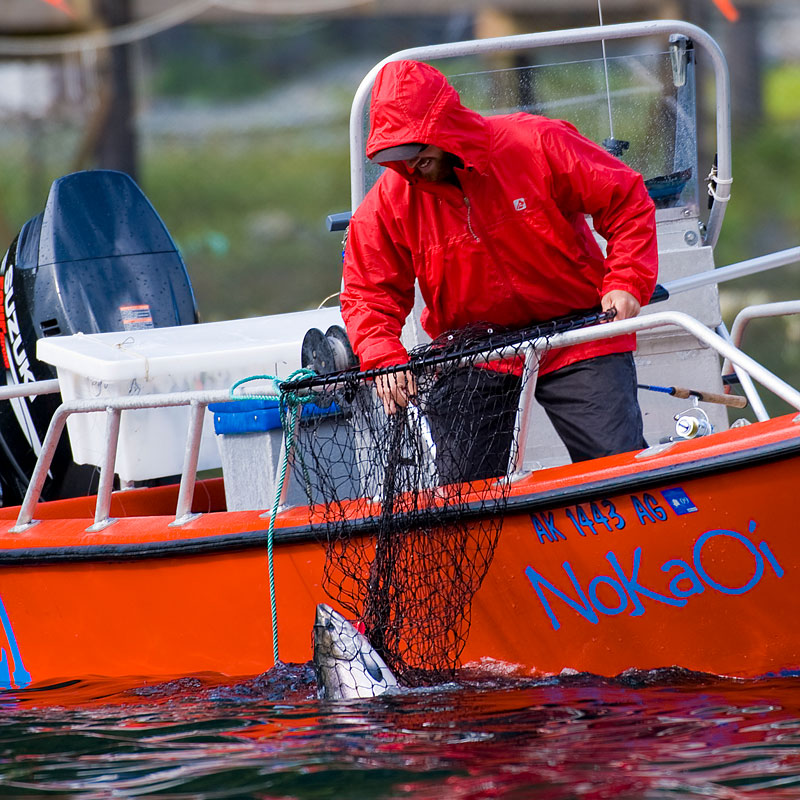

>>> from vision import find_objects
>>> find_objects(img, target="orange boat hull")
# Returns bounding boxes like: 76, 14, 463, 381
1, 415, 799, 687
465, 457, 797, 678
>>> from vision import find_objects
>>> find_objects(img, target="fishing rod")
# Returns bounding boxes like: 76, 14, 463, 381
637, 382, 747, 408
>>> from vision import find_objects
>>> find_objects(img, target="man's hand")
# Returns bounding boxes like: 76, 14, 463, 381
601, 289, 641, 321
375, 369, 417, 415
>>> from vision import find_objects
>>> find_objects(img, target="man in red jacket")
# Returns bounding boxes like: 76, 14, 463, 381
340, 59, 658, 477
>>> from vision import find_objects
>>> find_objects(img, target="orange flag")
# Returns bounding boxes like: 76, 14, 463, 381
710, 0, 740, 22
40, 0, 76, 17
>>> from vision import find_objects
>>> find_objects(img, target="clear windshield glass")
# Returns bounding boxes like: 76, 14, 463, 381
361, 45, 699, 215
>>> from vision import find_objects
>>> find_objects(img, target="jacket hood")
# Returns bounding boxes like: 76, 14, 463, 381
366, 60, 490, 174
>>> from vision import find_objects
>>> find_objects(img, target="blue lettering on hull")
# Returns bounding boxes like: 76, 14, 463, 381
525, 523, 783, 631
0, 594, 31, 689
534, 488, 696, 544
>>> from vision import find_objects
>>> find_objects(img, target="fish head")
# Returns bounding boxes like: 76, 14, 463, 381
313, 603, 398, 701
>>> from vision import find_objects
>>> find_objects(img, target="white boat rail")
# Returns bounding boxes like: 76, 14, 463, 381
5, 245, 796, 420
9, 388, 234, 534
0, 379, 60, 401
645, 246, 800, 422
714, 322, 769, 422
500, 310, 800, 476
7, 310, 800, 535
662, 247, 800, 296
729, 300, 800, 361
653, 246, 800, 420
716, 299, 800, 421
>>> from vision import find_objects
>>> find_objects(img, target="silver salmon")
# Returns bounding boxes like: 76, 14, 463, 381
313, 603, 398, 700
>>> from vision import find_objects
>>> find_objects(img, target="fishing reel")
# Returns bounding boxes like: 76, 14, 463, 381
673, 401, 713, 440
640, 381, 744, 444
300, 325, 358, 408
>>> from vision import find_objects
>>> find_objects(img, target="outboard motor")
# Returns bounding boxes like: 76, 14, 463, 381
0, 170, 198, 506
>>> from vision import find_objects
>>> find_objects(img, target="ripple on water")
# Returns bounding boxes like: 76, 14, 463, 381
0, 665, 798, 798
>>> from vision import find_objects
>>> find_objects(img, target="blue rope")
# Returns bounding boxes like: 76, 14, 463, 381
229, 368, 318, 665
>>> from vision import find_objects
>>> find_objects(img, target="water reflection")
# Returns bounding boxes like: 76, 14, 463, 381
0, 666, 798, 798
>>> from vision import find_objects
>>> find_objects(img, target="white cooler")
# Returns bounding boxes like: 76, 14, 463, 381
37, 307, 343, 483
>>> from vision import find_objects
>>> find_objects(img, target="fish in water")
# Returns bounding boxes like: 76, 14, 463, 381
313, 603, 398, 700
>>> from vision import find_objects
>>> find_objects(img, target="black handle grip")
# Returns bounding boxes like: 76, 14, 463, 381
326, 211, 352, 232
648, 284, 670, 304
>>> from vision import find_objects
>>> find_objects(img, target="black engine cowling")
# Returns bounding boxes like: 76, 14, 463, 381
0, 170, 198, 506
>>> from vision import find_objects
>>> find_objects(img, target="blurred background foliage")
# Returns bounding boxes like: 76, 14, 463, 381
0, 15, 468, 319
1, 4, 800, 413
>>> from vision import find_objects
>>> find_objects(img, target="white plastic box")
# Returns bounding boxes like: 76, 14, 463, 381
37, 307, 344, 483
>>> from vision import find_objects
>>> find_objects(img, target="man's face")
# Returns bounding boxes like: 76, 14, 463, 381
403, 145, 455, 183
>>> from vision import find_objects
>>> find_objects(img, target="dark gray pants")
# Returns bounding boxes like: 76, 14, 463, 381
426, 352, 646, 482
535, 352, 647, 463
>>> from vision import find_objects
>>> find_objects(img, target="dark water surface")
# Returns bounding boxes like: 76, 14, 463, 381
1, 665, 799, 799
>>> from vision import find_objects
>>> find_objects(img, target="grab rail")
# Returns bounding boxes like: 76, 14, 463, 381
7, 311, 800, 533
506, 310, 800, 477
718, 300, 800, 422
0, 379, 60, 401
9, 388, 235, 533
714, 322, 769, 422
729, 300, 800, 359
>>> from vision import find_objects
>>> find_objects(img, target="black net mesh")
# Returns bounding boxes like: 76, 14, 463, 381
287, 312, 611, 685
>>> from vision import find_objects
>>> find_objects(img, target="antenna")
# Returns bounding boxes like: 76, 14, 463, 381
598, 0, 630, 157
598, 0, 614, 138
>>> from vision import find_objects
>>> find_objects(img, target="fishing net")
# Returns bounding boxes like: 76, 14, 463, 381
287, 311, 610, 685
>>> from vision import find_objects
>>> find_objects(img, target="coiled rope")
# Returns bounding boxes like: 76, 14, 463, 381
229, 368, 318, 665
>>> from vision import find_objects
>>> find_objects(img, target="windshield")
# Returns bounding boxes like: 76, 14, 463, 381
361, 43, 700, 215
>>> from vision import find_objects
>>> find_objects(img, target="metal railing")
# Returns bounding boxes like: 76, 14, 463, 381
661, 246, 800, 421
6, 310, 800, 534
730, 300, 800, 359
653, 247, 800, 420
506, 310, 800, 477
718, 300, 800, 422
0, 379, 60, 401
8, 388, 236, 534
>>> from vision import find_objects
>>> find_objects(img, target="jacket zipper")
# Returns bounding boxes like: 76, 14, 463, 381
463, 195, 480, 242
462, 189, 517, 308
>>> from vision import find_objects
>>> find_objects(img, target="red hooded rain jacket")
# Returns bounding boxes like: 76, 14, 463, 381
340, 60, 658, 374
